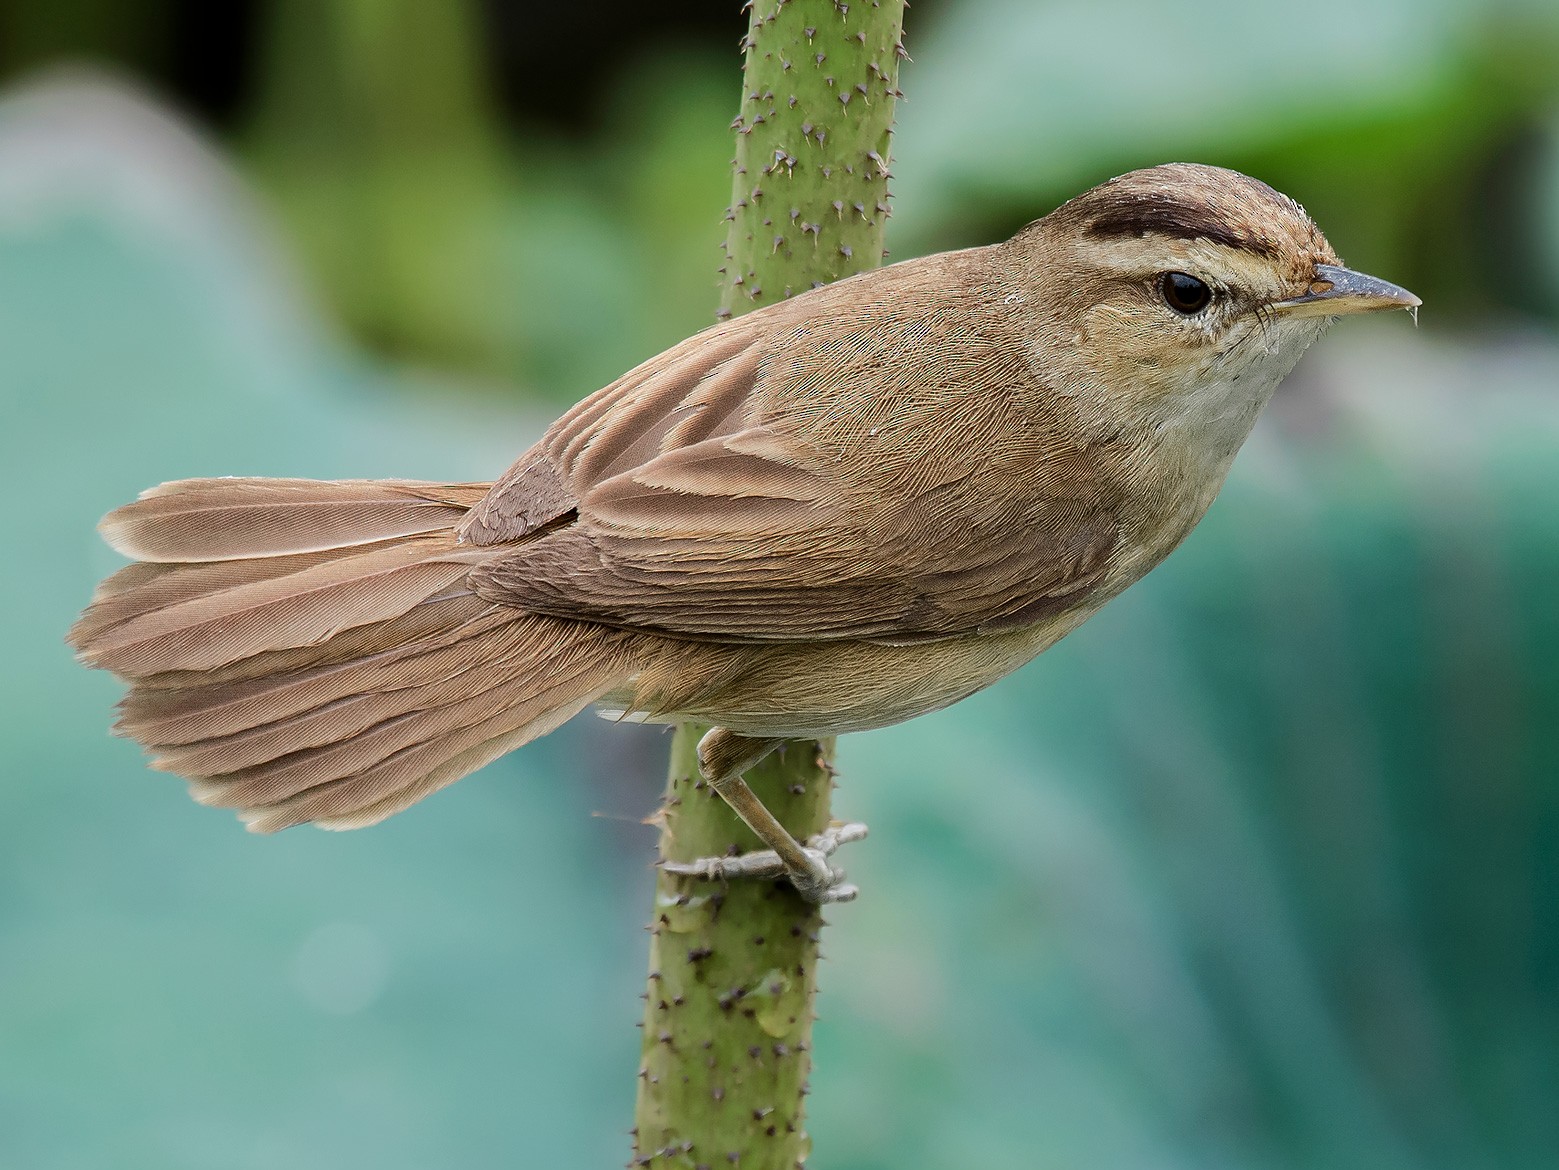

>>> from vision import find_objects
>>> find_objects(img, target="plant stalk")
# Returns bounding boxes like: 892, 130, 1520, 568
631, 1, 904, 1166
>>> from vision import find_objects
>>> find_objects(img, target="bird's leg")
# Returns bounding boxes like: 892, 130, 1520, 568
659, 728, 869, 904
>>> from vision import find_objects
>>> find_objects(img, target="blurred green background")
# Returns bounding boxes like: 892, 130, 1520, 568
2, 1, 1557, 1167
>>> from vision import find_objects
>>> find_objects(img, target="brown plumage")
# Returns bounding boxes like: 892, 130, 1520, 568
68, 164, 1419, 840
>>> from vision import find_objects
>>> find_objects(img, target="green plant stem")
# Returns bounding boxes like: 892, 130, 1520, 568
631, 2, 904, 1167
719, 0, 905, 316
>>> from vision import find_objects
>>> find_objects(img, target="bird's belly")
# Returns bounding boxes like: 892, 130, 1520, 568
607, 610, 1095, 738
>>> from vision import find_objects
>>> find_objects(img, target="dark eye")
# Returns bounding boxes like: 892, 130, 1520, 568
1159, 271, 1212, 315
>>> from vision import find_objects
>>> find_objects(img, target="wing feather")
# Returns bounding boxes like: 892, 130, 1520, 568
464, 251, 1122, 642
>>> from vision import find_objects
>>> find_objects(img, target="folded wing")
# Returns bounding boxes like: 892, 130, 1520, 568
463, 254, 1122, 643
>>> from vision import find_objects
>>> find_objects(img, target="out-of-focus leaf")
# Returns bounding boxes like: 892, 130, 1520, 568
894, 0, 1550, 222
0, 74, 653, 1170
245, 0, 520, 375
889, 0, 1559, 320
814, 328, 1559, 1169
7, 16, 1559, 1169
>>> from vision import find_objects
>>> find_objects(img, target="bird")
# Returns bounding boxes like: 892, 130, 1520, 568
69, 163, 1419, 902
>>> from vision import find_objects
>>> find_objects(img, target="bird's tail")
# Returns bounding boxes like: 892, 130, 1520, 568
68, 477, 640, 832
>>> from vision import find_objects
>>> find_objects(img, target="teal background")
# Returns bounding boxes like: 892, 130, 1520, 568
2, 1, 1558, 1166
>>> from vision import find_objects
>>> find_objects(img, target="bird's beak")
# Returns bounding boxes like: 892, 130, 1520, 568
1269, 264, 1421, 319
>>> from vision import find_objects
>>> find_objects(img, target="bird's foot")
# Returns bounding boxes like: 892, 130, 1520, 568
661, 820, 869, 904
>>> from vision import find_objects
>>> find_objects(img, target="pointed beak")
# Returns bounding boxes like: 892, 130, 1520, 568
1269, 264, 1421, 319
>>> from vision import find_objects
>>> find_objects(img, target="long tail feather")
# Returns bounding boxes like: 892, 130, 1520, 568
118, 595, 503, 744
195, 618, 633, 830
70, 477, 641, 832
73, 545, 374, 647
81, 537, 470, 676
101, 478, 491, 562
148, 614, 563, 775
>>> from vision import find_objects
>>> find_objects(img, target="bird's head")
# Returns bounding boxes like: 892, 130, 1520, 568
1012, 163, 1419, 445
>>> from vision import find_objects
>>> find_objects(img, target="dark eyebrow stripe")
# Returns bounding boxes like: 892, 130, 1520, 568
1085, 200, 1282, 260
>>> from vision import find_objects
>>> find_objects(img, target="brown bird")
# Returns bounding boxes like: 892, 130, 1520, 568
69, 163, 1418, 902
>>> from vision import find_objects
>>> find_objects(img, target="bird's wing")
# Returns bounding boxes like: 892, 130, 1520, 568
461, 256, 1122, 643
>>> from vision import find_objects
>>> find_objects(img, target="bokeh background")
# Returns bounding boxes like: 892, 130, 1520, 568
3, 1, 1558, 1167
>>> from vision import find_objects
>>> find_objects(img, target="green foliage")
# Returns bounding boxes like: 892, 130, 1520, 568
4, 3, 1559, 1167
244, 0, 515, 371
809, 335, 1559, 1169
15, 0, 1553, 390
0, 108, 639, 1167
889, 0, 1559, 318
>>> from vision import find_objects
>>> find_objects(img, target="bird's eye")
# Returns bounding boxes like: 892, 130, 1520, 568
1159, 271, 1213, 315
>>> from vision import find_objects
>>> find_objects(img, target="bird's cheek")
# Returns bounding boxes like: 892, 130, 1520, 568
1073, 305, 1165, 384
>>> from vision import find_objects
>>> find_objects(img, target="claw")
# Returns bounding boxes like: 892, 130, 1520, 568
661, 819, 870, 904
809, 821, 869, 853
